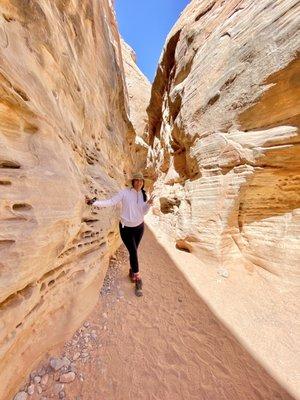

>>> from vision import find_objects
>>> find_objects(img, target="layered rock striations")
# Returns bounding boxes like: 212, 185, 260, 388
1, 0, 300, 398
147, 0, 300, 278
121, 39, 151, 173
0, 1, 134, 398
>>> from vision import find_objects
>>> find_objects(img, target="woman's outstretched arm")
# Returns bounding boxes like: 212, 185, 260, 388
86, 190, 124, 208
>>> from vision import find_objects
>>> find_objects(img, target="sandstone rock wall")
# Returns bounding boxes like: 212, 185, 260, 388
147, 0, 300, 279
0, 1, 134, 398
121, 39, 151, 173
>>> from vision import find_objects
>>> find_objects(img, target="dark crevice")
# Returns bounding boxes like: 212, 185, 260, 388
24, 122, 39, 134
0, 161, 21, 169
220, 32, 231, 39
0, 240, 15, 249
87, 158, 95, 165
82, 218, 99, 226
3, 14, 15, 22
2, 216, 27, 222
13, 87, 29, 102
238, 202, 243, 232
207, 92, 220, 107
220, 74, 237, 91
0, 282, 35, 310
195, 1, 216, 21
12, 203, 32, 211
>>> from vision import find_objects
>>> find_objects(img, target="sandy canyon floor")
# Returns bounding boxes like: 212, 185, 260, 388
17, 216, 299, 400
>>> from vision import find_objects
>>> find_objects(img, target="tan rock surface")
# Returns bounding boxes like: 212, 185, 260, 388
121, 39, 151, 172
147, 0, 300, 277
146, 0, 300, 397
0, 1, 134, 399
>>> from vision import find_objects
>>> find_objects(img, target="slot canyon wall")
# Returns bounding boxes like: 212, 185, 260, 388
147, 0, 300, 278
121, 39, 151, 172
0, 1, 135, 398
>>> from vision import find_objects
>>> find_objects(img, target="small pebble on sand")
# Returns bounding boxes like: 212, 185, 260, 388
73, 352, 81, 361
217, 268, 229, 278
27, 384, 35, 395
41, 374, 49, 386
60, 371, 76, 383
14, 392, 28, 400
37, 385, 43, 394
33, 375, 41, 384
53, 383, 64, 394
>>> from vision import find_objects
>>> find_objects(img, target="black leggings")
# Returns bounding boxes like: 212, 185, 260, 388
119, 222, 144, 274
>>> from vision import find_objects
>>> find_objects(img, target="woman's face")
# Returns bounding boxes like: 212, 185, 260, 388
133, 179, 144, 191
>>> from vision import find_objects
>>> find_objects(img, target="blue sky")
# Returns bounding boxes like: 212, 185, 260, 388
115, 0, 190, 82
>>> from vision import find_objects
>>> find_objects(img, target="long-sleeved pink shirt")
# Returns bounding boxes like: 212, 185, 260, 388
93, 188, 150, 227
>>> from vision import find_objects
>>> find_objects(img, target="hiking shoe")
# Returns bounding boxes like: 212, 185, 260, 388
135, 278, 143, 297
128, 268, 135, 282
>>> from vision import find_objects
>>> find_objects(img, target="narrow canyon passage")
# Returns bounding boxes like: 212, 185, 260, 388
26, 222, 294, 400
1, 1, 299, 399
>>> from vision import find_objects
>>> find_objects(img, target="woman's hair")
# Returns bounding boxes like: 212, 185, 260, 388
141, 188, 147, 202
132, 179, 147, 202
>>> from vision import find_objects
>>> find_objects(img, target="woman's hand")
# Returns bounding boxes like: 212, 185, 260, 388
147, 194, 155, 205
85, 196, 97, 205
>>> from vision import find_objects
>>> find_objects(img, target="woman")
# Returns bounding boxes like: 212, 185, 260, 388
86, 172, 154, 297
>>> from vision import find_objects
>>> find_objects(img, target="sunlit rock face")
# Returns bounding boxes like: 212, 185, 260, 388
121, 39, 151, 173
0, 1, 134, 398
147, 0, 300, 277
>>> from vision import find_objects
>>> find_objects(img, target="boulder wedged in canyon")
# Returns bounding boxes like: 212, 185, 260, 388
121, 39, 151, 173
0, 1, 134, 398
147, 0, 300, 279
